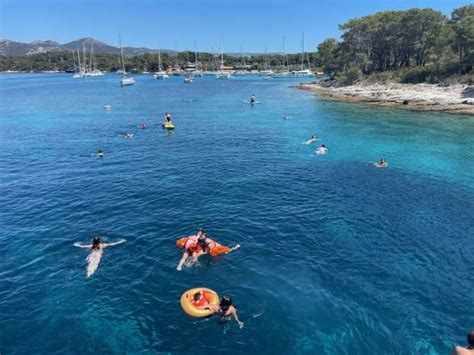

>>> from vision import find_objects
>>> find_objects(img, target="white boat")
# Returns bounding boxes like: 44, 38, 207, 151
154, 49, 169, 79
215, 41, 232, 79
121, 74, 135, 86
274, 37, 291, 78
290, 33, 314, 78
118, 34, 135, 86
260, 45, 275, 77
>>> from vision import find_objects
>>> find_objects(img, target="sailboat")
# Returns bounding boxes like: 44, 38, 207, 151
193, 43, 203, 77
260, 45, 274, 78
154, 49, 169, 79
119, 34, 135, 86
89, 43, 104, 76
291, 33, 314, 77
72, 49, 82, 78
215, 41, 231, 79
234, 45, 247, 76
274, 37, 290, 78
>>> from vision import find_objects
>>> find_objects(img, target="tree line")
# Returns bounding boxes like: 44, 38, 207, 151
315, 5, 473, 84
0, 50, 318, 73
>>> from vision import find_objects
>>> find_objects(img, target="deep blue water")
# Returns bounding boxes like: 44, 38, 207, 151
0, 73, 473, 354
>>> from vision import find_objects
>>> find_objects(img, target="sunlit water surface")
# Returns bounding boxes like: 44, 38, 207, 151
1, 73, 473, 354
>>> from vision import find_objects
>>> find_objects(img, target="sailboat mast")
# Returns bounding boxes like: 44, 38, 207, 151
89, 43, 93, 72
158, 49, 162, 71
77, 48, 82, 73
119, 33, 126, 74
83, 43, 87, 73
301, 32, 305, 70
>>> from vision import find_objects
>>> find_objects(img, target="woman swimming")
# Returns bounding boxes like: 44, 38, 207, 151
74, 235, 126, 277
206, 295, 244, 328
304, 135, 318, 145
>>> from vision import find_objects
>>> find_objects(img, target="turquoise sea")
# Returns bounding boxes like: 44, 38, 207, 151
0, 73, 473, 354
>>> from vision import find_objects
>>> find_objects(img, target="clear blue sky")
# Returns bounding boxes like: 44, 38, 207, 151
0, 0, 471, 53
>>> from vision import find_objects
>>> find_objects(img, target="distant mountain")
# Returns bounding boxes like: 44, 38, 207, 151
0, 37, 178, 57
0, 39, 62, 55
0, 37, 283, 57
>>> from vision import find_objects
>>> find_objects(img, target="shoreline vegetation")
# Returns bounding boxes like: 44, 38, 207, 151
298, 82, 474, 115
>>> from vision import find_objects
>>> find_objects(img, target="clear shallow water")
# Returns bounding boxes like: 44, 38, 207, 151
0, 73, 473, 354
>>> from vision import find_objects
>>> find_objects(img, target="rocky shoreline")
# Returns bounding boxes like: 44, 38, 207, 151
298, 83, 474, 115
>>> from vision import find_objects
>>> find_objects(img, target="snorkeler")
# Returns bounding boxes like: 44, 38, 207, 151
176, 228, 240, 271
74, 235, 126, 277
452, 329, 474, 355
97, 150, 105, 158
206, 295, 244, 328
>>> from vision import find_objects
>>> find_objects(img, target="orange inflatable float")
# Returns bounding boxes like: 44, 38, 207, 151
176, 236, 230, 256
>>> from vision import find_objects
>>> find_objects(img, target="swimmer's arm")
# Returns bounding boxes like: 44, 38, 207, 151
177, 252, 190, 271
102, 239, 126, 248
74, 243, 92, 248
231, 308, 244, 328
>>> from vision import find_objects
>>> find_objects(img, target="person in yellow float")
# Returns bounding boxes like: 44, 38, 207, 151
176, 228, 240, 271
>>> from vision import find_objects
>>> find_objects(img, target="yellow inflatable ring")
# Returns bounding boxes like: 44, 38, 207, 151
180, 287, 219, 318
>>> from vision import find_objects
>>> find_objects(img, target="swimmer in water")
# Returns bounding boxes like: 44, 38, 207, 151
123, 132, 133, 139
140, 123, 147, 129
97, 150, 105, 158
372, 157, 388, 168
315, 144, 328, 155
452, 329, 474, 355
250, 94, 256, 104
304, 135, 318, 144
176, 228, 240, 271
74, 235, 126, 277
206, 295, 244, 329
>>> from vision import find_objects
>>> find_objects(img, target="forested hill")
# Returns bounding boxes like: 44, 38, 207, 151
317, 5, 473, 85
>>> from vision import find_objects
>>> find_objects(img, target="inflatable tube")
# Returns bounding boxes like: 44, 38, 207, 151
163, 123, 175, 129
180, 288, 219, 318
176, 237, 230, 256
374, 162, 388, 168
209, 242, 230, 256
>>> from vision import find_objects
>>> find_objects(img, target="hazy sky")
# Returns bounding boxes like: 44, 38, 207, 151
0, 0, 471, 53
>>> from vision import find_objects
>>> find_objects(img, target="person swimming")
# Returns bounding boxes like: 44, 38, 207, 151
206, 295, 244, 328
372, 157, 388, 168
97, 150, 105, 158
176, 228, 240, 271
304, 135, 318, 144
140, 123, 147, 129
315, 144, 328, 155
74, 235, 126, 277
123, 132, 133, 139
250, 94, 256, 104
453, 329, 474, 355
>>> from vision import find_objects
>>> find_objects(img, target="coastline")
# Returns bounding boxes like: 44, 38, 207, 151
298, 82, 474, 115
